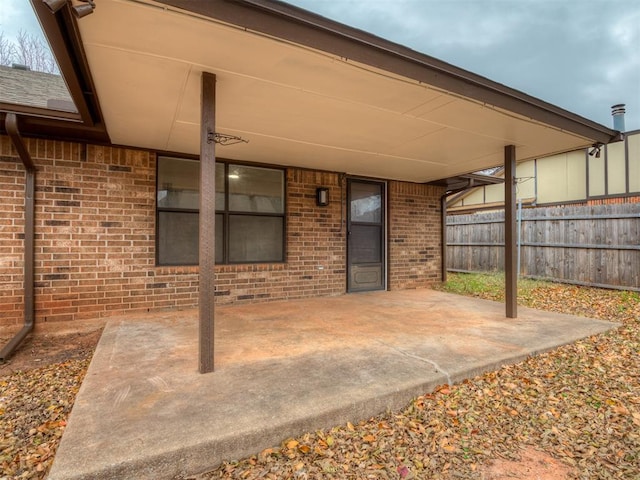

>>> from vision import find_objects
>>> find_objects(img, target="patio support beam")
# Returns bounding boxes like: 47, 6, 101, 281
504, 145, 517, 318
199, 72, 216, 373
441, 194, 448, 283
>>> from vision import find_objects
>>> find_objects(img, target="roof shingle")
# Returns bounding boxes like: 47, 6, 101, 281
0, 65, 75, 112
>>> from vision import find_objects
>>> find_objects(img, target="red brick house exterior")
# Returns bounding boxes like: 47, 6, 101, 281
0, 135, 443, 326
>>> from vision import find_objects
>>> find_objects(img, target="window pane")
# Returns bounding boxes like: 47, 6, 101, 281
157, 158, 225, 209
229, 165, 284, 213
158, 157, 199, 209
350, 183, 382, 223
158, 212, 198, 265
229, 215, 283, 262
157, 212, 223, 265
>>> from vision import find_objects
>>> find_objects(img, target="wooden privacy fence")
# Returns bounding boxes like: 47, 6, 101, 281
446, 203, 640, 291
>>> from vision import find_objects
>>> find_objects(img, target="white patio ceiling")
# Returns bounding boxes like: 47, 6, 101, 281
75, 0, 613, 182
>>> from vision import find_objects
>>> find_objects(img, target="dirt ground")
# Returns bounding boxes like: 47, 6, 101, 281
0, 320, 103, 376
478, 446, 576, 479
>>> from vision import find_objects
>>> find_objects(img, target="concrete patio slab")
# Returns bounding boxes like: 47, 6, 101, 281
47, 289, 616, 480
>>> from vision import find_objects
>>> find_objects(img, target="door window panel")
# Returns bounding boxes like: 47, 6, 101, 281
350, 225, 382, 263
350, 182, 381, 223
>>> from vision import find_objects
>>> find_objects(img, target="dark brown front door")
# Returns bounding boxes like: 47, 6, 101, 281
347, 179, 385, 292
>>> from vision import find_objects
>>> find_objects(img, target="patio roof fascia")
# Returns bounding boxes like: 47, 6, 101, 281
156, 0, 620, 146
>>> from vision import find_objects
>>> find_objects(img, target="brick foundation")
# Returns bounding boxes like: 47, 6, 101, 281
0, 135, 444, 326
587, 195, 640, 206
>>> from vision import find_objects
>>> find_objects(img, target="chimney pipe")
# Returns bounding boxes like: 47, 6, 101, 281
611, 104, 626, 132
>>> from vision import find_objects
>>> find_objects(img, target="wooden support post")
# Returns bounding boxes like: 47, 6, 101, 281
441, 194, 448, 283
504, 144, 517, 318
199, 72, 216, 373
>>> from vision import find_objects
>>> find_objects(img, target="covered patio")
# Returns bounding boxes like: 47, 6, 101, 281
47, 289, 615, 480
21, 0, 618, 374
0, 2, 620, 476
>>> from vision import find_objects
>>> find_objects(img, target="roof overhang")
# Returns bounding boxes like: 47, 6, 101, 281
428, 173, 504, 194
25, 0, 618, 182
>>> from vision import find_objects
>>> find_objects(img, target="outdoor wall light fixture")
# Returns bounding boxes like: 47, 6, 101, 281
316, 187, 330, 207
588, 143, 602, 158
43, 0, 96, 18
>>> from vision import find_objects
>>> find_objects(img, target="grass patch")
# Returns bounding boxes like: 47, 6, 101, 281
436, 272, 545, 304
437, 271, 640, 324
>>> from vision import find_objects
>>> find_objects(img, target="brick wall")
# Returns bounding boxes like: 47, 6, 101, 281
0, 147, 23, 324
587, 195, 640, 206
0, 137, 160, 325
0, 135, 442, 326
388, 182, 443, 289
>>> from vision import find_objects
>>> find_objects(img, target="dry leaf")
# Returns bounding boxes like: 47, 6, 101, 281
298, 445, 311, 454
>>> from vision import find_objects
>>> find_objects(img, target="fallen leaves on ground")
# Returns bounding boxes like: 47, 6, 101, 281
0, 359, 89, 479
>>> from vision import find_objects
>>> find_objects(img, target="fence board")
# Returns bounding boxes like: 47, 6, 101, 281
446, 203, 640, 290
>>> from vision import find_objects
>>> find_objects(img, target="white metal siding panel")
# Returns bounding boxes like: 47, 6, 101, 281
516, 161, 536, 200
628, 133, 640, 193
588, 154, 606, 197
607, 141, 626, 195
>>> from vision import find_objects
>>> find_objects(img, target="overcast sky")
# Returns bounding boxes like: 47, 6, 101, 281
0, 1, 41, 42
2, 0, 638, 131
